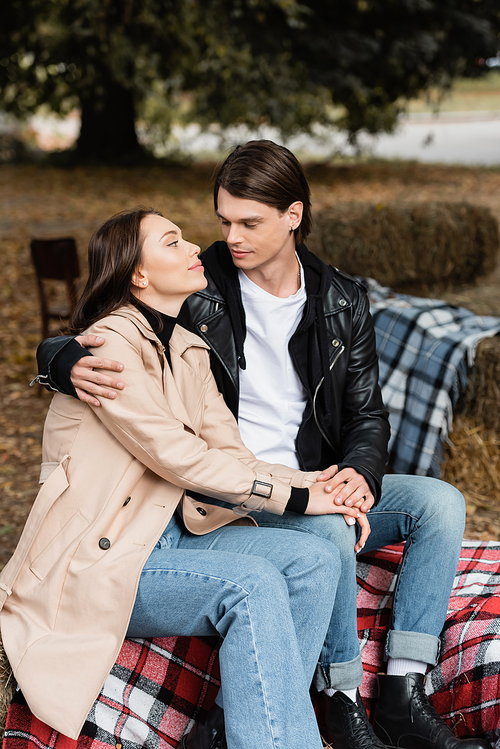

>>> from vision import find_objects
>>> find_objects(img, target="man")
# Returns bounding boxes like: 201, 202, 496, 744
35, 141, 488, 749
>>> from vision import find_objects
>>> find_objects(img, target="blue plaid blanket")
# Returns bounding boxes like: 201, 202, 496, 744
360, 277, 500, 477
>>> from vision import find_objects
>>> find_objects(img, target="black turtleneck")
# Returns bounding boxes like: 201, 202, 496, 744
135, 302, 177, 369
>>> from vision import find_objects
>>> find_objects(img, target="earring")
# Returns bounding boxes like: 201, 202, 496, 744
289, 226, 294, 233
142, 280, 147, 286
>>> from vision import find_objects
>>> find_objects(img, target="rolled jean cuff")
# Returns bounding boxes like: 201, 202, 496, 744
314, 653, 363, 691
385, 630, 440, 666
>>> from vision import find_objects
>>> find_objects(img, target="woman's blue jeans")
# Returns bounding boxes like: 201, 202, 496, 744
252, 474, 466, 691
127, 515, 340, 749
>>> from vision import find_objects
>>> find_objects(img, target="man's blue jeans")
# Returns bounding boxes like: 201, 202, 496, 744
252, 474, 466, 691
127, 516, 340, 749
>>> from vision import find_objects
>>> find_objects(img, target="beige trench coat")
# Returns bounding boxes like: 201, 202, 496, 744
0, 306, 318, 739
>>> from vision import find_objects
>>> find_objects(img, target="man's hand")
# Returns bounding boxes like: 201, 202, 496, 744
316, 465, 374, 514
306, 482, 371, 551
72, 335, 125, 407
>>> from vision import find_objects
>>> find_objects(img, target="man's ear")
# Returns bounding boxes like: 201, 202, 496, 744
288, 201, 304, 231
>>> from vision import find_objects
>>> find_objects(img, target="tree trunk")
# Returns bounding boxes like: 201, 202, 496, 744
76, 77, 144, 163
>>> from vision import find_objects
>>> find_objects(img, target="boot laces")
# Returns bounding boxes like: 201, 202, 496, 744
411, 681, 450, 734
346, 701, 382, 748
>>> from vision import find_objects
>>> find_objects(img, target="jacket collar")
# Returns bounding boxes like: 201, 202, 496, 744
199, 239, 361, 319
200, 240, 342, 308
198, 241, 351, 425
109, 305, 210, 356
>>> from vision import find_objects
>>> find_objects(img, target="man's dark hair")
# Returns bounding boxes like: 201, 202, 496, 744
213, 140, 312, 244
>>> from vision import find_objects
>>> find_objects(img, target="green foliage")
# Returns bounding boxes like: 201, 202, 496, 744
0, 0, 194, 159
0, 0, 498, 160
192, 0, 500, 136
1, 0, 181, 116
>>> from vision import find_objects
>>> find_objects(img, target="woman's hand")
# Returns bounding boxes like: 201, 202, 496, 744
306, 482, 361, 519
306, 482, 371, 553
354, 512, 370, 553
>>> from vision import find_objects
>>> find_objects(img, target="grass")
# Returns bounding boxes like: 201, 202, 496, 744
405, 71, 500, 114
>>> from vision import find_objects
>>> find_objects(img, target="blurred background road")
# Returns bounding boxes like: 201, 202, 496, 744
364, 113, 500, 165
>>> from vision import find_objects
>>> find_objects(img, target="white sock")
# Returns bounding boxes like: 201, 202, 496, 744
386, 657, 428, 676
324, 687, 358, 702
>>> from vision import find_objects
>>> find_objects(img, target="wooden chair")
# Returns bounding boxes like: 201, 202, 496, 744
30, 237, 80, 339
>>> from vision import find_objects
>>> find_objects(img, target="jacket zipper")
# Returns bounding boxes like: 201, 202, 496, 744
313, 345, 345, 449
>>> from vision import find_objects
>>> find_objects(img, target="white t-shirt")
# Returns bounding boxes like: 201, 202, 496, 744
237, 262, 307, 468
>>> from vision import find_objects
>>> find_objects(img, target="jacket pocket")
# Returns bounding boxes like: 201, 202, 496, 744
29, 511, 90, 581
0, 459, 71, 608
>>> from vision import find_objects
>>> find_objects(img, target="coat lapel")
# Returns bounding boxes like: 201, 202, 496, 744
163, 327, 209, 435
110, 307, 210, 435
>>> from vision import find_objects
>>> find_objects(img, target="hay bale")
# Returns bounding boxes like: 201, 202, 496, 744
441, 336, 500, 541
455, 335, 500, 431
0, 635, 15, 742
441, 414, 500, 541
412, 202, 499, 288
309, 202, 499, 294
308, 202, 416, 289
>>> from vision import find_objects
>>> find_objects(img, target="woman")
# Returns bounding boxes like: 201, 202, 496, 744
0, 209, 367, 749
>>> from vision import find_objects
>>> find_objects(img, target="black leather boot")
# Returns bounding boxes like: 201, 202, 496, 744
326, 690, 389, 748
374, 673, 490, 749
180, 703, 227, 749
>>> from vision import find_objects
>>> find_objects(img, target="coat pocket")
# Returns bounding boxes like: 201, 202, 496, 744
29, 511, 90, 581
0, 459, 71, 608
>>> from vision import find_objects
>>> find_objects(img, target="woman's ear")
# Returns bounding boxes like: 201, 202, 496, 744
131, 270, 148, 289
287, 201, 304, 232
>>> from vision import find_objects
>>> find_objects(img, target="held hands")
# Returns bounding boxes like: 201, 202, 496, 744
313, 464, 374, 552
72, 335, 125, 407
306, 481, 370, 552
317, 465, 375, 513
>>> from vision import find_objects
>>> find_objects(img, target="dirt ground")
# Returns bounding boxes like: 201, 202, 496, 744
1, 159, 500, 568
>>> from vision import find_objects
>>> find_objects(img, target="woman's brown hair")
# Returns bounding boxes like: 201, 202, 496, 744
213, 140, 312, 244
69, 208, 161, 334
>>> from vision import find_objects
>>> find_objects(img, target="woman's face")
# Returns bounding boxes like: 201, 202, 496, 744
132, 214, 207, 315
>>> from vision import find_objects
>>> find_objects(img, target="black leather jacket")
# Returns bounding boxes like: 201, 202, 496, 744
36, 242, 390, 501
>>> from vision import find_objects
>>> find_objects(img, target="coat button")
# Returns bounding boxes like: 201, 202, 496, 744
98, 537, 111, 550
332, 339, 340, 347
200, 324, 208, 333
123, 497, 131, 506
196, 507, 207, 516
339, 298, 347, 307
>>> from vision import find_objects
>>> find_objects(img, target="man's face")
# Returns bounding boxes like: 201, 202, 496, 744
215, 188, 302, 272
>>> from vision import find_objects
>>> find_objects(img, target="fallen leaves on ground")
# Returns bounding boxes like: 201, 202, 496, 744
1, 159, 499, 567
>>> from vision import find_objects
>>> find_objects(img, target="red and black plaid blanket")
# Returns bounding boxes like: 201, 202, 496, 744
4, 541, 500, 749
356, 540, 500, 747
